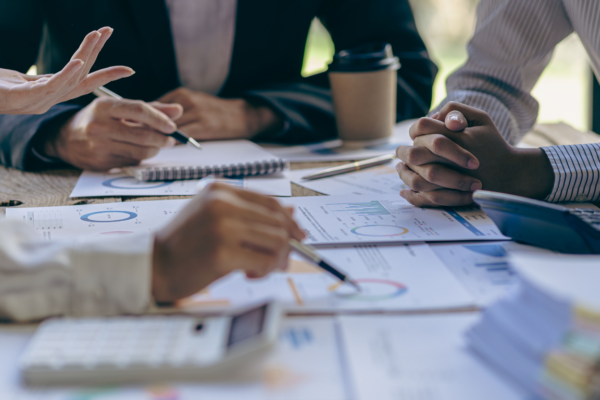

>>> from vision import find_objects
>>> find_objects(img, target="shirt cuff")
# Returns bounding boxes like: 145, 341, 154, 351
542, 144, 600, 203
69, 233, 154, 317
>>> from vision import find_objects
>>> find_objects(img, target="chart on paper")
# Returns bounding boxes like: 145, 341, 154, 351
286, 159, 409, 196
5, 200, 191, 241
70, 171, 291, 197
282, 195, 507, 245
430, 241, 555, 306
180, 243, 474, 313
339, 314, 526, 400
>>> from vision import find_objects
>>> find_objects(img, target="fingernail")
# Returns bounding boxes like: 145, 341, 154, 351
467, 158, 479, 169
399, 191, 406, 199
470, 182, 482, 191
127, 68, 135, 75
431, 112, 440, 119
165, 137, 176, 148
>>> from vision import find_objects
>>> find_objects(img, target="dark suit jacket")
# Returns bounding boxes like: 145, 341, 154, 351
0, 0, 437, 170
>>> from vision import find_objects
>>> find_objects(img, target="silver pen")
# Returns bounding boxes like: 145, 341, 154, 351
93, 86, 202, 150
301, 154, 396, 180
289, 239, 361, 292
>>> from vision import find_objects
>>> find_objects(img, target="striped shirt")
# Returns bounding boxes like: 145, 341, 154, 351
436, 0, 600, 203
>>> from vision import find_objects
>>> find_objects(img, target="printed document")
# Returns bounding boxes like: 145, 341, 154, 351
339, 314, 527, 400
282, 195, 507, 245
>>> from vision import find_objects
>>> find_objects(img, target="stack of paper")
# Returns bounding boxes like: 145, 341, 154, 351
467, 253, 600, 399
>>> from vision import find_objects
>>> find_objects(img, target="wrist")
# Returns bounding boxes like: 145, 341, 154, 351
31, 110, 78, 161
243, 99, 284, 138
511, 147, 555, 200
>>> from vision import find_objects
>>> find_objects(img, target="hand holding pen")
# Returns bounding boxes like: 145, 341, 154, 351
94, 86, 202, 150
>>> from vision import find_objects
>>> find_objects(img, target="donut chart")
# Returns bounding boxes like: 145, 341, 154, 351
332, 278, 407, 301
351, 225, 409, 237
81, 211, 138, 223
102, 177, 172, 190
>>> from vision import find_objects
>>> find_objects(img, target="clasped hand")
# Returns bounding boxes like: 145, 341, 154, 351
395, 102, 555, 207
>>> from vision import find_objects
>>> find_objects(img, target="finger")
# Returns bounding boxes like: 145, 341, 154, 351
108, 142, 160, 162
408, 163, 482, 192
231, 189, 305, 240
79, 27, 113, 80
436, 101, 493, 127
100, 119, 173, 148
98, 98, 177, 134
395, 145, 447, 166
58, 66, 135, 102
396, 162, 442, 192
70, 30, 101, 81
400, 189, 474, 207
42, 59, 85, 95
445, 110, 468, 132
409, 117, 452, 140
239, 224, 289, 256
149, 102, 184, 121
412, 134, 479, 169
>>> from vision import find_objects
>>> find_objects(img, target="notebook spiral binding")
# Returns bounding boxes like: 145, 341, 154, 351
139, 159, 289, 181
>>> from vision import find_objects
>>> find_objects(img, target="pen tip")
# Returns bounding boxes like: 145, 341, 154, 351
349, 280, 361, 292
189, 138, 202, 150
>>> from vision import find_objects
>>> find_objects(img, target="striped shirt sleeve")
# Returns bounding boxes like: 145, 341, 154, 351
542, 144, 600, 202
434, 0, 573, 144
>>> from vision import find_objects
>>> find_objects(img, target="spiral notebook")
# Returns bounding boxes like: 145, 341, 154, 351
126, 139, 288, 181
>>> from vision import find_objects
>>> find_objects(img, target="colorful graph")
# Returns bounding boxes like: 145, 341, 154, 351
102, 176, 172, 190
331, 278, 407, 301
463, 244, 508, 258
327, 200, 391, 216
80, 211, 138, 223
351, 225, 408, 237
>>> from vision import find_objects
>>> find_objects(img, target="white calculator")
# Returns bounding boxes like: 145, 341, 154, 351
20, 302, 281, 386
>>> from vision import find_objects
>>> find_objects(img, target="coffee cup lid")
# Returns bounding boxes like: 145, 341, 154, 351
329, 42, 400, 73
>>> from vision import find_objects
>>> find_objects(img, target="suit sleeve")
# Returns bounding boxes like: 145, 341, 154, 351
0, 220, 153, 322
246, 0, 438, 144
0, 0, 83, 170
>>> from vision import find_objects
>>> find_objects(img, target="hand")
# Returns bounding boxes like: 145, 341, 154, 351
151, 183, 306, 303
42, 97, 184, 170
395, 102, 555, 207
158, 87, 284, 140
0, 27, 133, 115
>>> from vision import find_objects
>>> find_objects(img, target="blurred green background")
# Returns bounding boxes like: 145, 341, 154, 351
302, 0, 591, 132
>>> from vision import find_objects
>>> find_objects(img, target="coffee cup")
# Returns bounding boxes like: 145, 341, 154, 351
328, 43, 400, 148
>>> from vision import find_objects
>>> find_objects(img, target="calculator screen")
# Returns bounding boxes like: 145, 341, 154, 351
227, 304, 267, 348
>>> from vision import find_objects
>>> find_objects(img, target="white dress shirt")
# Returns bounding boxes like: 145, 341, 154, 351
165, 0, 238, 95
0, 219, 153, 322
435, 0, 600, 203
0, 2, 241, 322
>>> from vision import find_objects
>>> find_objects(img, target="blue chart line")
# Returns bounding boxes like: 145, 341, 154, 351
102, 177, 172, 190
327, 201, 390, 216
444, 209, 484, 236
81, 211, 138, 223
464, 244, 508, 258
282, 327, 313, 349
475, 262, 515, 285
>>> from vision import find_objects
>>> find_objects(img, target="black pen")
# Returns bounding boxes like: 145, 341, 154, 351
93, 86, 202, 150
289, 239, 361, 292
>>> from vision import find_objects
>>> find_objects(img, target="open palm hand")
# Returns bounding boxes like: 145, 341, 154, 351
0, 27, 133, 115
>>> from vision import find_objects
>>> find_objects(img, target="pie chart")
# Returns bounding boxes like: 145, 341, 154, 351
331, 278, 408, 301
102, 177, 172, 190
80, 211, 138, 223
351, 225, 409, 237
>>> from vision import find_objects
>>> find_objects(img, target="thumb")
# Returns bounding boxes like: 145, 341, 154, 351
150, 102, 184, 121
445, 111, 468, 132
